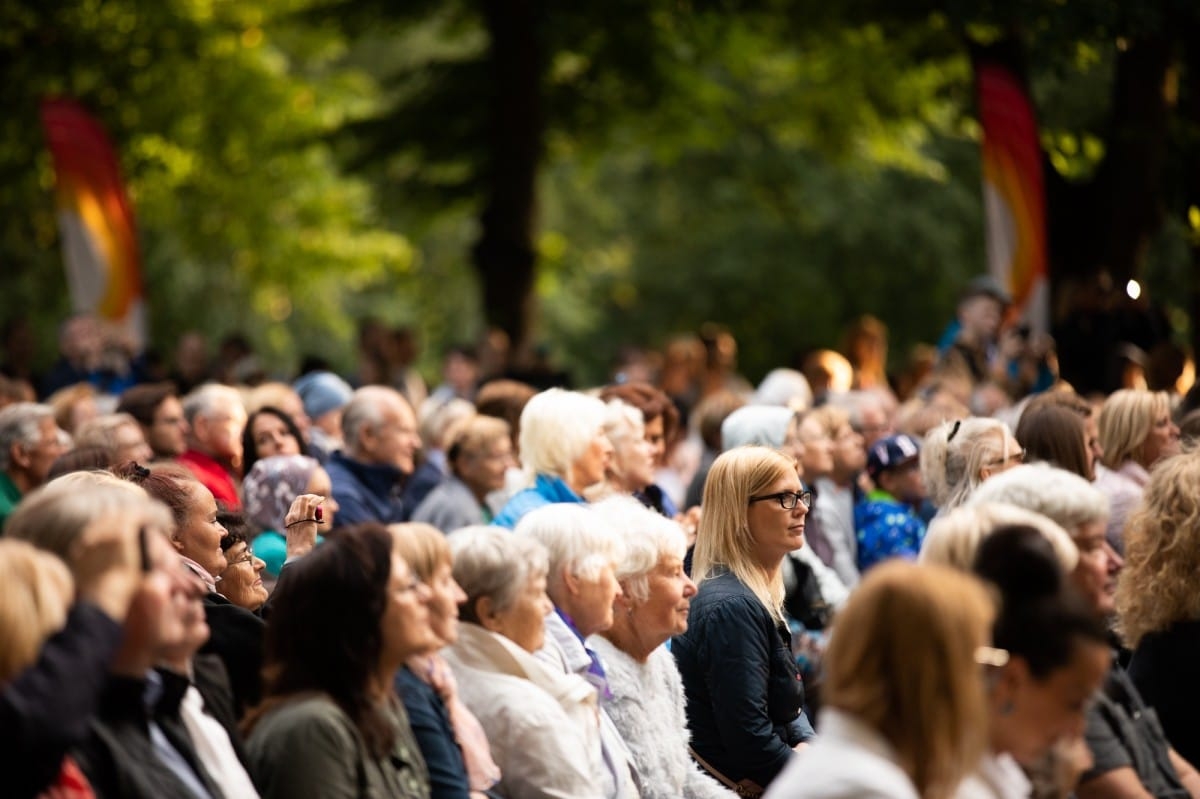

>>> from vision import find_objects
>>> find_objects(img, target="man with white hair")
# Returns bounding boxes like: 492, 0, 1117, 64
0, 402, 70, 529
325, 386, 420, 526
177, 384, 247, 510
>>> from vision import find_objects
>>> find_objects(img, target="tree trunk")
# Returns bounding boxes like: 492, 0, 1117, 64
473, 0, 542, 356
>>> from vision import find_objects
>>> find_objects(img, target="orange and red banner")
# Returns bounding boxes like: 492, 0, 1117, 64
40, 98, 145, 348
974, 45, 1049, 334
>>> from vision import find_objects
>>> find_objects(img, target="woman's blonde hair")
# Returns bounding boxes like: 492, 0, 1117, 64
388, 522, 451, 583
0, 539, 74, 683
920, 501, 1079, 574
824, 560, 992, 799
921, 417, 1012, 510
694, 445, 797, 623
1116, 452, 1200, 648
1098, 389, 1171, 469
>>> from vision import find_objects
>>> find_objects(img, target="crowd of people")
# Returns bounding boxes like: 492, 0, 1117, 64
3, 276, 1200, 799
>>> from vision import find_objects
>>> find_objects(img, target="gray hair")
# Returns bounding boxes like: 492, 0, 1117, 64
73, 413, 140, 453
0, 403, 56, 472
966, 462, 1109, 533
514, 503, 625, 590
920, 501, 1079, 574
590, 494, 687, 603
7, 471, 172, 563
449, 525, 549, 619
181, 383, 244, 424
341, 386, 408, 453
417, 397, 476, 450
920, 417, 1012, 510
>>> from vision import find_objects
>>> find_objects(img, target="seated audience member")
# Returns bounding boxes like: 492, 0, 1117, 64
245, 382, 313, 447
117, 382, 190, 460
177, 384, 248, 510
217, 520, 269, 614
293, 370, 354, 462
587, 497, 735, 798
404, 398, 477, 518
326, 386, 421, 526
921, 417, 1022, 514
0, 402, 70, 530
587, 399, 659, 504
391, 522, 502, 798
412, 415, 514, 532
1094, 389, 1180, 552
47, 382, 99, 436
1016, 395, 1095, 481
472, 378, 537, 515
241, 406, 307, 477
118, 463, 265, 718
1118, 453, 1200, 775
598, 381, 684, 516
492, 388, 612, 529
673, 447, 816, 796
683, 390, 747, 510
515, 502, 637, 798
443, 526, 606, 797
854, 433, 927, 572
9, 472, 251, 798
244, 524, 434, 799
242, 454, 338, 577
807, 405, 867, 587
74, 412, 154, 466
963, 464, 1200, 798
47, 445, 116, 481
765, 561, 993, 799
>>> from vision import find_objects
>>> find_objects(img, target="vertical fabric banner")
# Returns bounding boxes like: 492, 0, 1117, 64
39, 98, 146, 349
973, 42, 1049, 334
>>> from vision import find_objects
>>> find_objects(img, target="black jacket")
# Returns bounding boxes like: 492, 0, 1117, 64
200, 592, 266, 719
0, 603, 123, 799
672, 569, 814, 793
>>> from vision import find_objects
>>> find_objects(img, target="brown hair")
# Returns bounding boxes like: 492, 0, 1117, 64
599, 381, 681, 444
1016, 403, 1091, 480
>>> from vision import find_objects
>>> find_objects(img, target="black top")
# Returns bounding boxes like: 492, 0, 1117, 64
1128, 619, 1200, 772
671, 569, 814, 792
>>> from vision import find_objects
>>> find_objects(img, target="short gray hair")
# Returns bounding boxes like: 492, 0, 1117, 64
342, 386, 408, 452
7, 471, 172, 563
449, 525, 549, 620
590, 495, 687, 603
181, 383, 244, 424
920, 501, 1079, 574
0, 403, 55, 472
514, 504, 625, 592
73, 413, 140, 452
966, 462, 1109, 533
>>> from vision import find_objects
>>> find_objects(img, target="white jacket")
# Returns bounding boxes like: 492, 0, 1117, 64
445, 623, 605, 799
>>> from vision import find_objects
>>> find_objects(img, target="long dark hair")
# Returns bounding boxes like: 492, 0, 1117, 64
242, 406, 309, 475
973, 525, 1107, 679
244, 524, 395, 755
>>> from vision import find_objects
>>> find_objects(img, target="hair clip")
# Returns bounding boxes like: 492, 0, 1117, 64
947, 419, 962, 443
132, 463, 151, 480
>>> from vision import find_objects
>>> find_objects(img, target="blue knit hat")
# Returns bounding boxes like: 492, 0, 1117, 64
293, 371, 353, 419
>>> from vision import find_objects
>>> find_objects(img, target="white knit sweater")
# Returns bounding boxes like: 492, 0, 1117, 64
588, 637, 736, 799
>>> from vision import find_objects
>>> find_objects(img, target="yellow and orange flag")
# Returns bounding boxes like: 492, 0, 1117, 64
40, 98, 145, 348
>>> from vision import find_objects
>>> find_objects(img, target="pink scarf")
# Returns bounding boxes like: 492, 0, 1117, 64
407, 653, 502, 791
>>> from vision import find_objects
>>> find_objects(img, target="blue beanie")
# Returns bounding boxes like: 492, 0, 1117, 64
294, 371, 353, 419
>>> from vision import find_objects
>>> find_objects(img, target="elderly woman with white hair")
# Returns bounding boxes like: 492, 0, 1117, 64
492, 388, 612, 529
586, 399, 658, 504
587, 496, 735, 798
921, 416, 1023, 514
515, 503, 639, 798
960, 464, 1196, 799
443, 526, 607, 798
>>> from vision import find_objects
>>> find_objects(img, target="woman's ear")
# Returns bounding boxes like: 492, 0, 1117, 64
476, 595, 502, 633
560, 564, 582, 597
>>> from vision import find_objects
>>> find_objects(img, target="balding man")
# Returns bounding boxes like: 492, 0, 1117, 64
0, 403, 69, 529
176, 384, 247, 510
325, 386, 421, 526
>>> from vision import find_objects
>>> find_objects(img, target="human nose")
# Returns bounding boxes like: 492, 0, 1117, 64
1105, 543, 1123, 573
253, 556, 266, 574
682, 574, 697, 598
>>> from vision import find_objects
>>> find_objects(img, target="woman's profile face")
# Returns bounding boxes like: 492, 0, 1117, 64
1140, 406, 1180, 467
609, 423, 657, 492
177, 482, 229, 578
426, 558, 467, 646
632, 553, 696, 642
489, 571, 554, 653
219, 540, 269, 611
995, 639, 1110, 765
745, 470, 808, 568
380, 554, 437, 665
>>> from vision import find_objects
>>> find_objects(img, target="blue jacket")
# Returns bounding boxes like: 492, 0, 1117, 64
491, 474, 584, 529
325, 451, 407, 527
854, 490, 926, 573
395, 667, 471, 799
671, 569, 814, 792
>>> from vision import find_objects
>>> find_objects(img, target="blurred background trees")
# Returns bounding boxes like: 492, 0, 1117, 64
2, 0, 1197, 389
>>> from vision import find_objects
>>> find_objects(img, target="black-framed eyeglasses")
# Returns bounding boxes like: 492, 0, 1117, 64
748, 490, 813, 510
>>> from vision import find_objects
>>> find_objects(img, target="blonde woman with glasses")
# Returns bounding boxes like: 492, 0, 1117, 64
672, 446, 816, 797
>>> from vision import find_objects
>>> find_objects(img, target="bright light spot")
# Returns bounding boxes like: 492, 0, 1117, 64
1126, 280, 1141, 300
